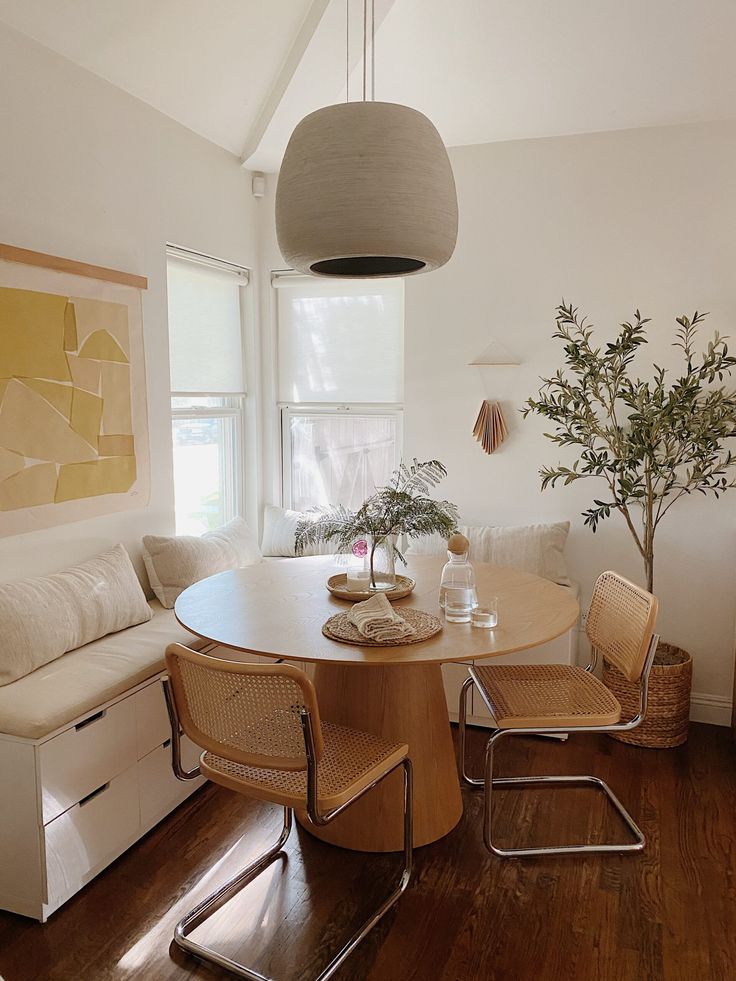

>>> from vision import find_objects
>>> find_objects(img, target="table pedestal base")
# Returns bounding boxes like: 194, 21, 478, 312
297, 662, 463, 852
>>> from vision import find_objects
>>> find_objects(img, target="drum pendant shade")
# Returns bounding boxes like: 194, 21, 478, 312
275, 101, 458, 278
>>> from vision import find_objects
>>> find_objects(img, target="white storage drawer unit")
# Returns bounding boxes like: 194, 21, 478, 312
0, 673, 205, 921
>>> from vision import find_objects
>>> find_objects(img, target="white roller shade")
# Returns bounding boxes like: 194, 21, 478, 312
276, 276, 404, 404
167, 253, 246, 394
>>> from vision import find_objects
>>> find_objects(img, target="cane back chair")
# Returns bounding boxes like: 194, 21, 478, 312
162, 643, 413, 981
459, 570, 659, 856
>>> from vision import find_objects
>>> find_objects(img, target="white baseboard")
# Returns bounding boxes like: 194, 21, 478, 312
690, 693, 732, 727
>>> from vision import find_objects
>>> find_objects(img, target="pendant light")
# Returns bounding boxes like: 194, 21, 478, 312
275, 0, 458, 278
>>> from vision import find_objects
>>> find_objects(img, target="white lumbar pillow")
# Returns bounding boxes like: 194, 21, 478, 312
142, 516, 262, 609
406, 521, 572, 586
261, 505, 335, 558
0, 544, 152, 687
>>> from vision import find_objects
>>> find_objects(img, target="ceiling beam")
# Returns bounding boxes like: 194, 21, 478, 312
240, 0, 331, 167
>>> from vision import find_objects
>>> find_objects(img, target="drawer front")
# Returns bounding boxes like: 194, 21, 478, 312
39, 697, 138, 824
138, 738, 204, 831
44, 764, 139, 911
134, 678, 171, 760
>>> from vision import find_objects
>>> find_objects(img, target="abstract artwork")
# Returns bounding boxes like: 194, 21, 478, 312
0, 247, 149, 535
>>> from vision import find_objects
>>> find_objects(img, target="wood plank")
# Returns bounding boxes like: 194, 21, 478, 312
0, 243, 148, 290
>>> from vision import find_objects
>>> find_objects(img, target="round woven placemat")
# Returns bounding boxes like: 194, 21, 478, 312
327, 573, 415, 602
322, 608, 443, 647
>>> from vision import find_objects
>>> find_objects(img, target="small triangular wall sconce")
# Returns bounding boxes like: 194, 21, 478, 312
468, 338, 521, 366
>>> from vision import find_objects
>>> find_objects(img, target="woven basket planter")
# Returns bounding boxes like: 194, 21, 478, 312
603, 642, 692, 748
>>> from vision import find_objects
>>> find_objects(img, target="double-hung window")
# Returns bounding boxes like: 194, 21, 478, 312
274, 274, 404, 512
167, 246, 249, 534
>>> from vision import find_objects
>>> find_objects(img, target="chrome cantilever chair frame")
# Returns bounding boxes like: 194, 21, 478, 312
162, 677, 413, 981
458, 632, 660, 857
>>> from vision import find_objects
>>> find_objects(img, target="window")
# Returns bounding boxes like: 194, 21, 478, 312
275, 274, 404, 511
167, 247, 249, 534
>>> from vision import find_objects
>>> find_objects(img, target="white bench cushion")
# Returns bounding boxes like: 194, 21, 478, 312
0, 602, 195, 740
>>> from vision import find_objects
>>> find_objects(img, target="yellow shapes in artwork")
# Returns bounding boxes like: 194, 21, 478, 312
0, 287, 71, 381
66, 353, 101, 394
79, 329, 129, 363
64, 301, 78, 351
22, 379, 73, 420
0, 447, 25, 482
0, 288, 139, 511
71, 297, 130, 357
100, 362, 132, 433
70, 387, 103, 448
98, 434, 134, 456
0, 380, 96, 464
55, 455, 136, 502
0, 463, 58, 511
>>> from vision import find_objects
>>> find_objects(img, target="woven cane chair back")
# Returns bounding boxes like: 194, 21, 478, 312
585, 571, 658, 683
165, 644, 324, 771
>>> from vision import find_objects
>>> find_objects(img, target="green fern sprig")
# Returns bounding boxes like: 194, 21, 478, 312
294, 459, 458, 573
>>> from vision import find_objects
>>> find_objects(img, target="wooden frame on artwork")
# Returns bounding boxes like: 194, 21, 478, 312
0, 244, 150, 536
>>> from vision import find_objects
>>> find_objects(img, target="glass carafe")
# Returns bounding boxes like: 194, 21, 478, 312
439, 533, 478, 610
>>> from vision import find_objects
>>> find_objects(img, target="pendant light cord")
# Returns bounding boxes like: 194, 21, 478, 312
362, 0, 367, 101
371, 0, 375, 100
352, 0, 375, 104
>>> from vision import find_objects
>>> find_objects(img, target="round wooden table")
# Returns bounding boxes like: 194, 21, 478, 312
174, 555, 579, 852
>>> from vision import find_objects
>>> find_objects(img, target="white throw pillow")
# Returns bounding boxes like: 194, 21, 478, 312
407, 521, 571, 586
0, 544, 152, 686
261, 505, 335, 558
142, 517, 262, 609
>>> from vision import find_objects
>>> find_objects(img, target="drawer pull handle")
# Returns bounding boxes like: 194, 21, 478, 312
79, 782, 110, 807
75, 710, 106, 731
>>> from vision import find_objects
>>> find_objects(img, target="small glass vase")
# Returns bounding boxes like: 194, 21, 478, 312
368, 534, 397, 591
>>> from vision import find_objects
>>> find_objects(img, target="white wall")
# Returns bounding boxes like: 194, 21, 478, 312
0, 23, 260, 583
403, 121, 736, 721
261, 119, 736, 723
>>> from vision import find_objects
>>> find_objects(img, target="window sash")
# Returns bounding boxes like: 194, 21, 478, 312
281, 404, 403, 512
171, 396, 245, 533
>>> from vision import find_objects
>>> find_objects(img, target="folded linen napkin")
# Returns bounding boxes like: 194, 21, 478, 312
347, 592, 417, 643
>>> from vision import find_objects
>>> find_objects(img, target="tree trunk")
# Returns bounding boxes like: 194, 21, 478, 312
644, 552, 654, 594
644, 502, 655, 594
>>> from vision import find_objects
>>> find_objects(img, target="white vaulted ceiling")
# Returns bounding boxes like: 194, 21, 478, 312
1, 0, 735, 172
0, 0, 320, 155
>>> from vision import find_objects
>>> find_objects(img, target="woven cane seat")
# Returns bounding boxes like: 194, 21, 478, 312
471, 663, 622, 729
200, 722, 408, 810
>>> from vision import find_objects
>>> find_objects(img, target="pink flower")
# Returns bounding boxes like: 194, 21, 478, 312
352, 539, 368, 557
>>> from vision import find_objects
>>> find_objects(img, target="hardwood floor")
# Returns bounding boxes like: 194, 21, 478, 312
0, 722, 733, 981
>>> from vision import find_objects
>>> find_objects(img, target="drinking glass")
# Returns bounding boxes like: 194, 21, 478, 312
444, 586, 474, 623
472, 597, 498, 628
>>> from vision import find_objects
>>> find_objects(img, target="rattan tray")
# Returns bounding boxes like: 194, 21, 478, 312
326, 573, 415, 602
322, 608, 442, 647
